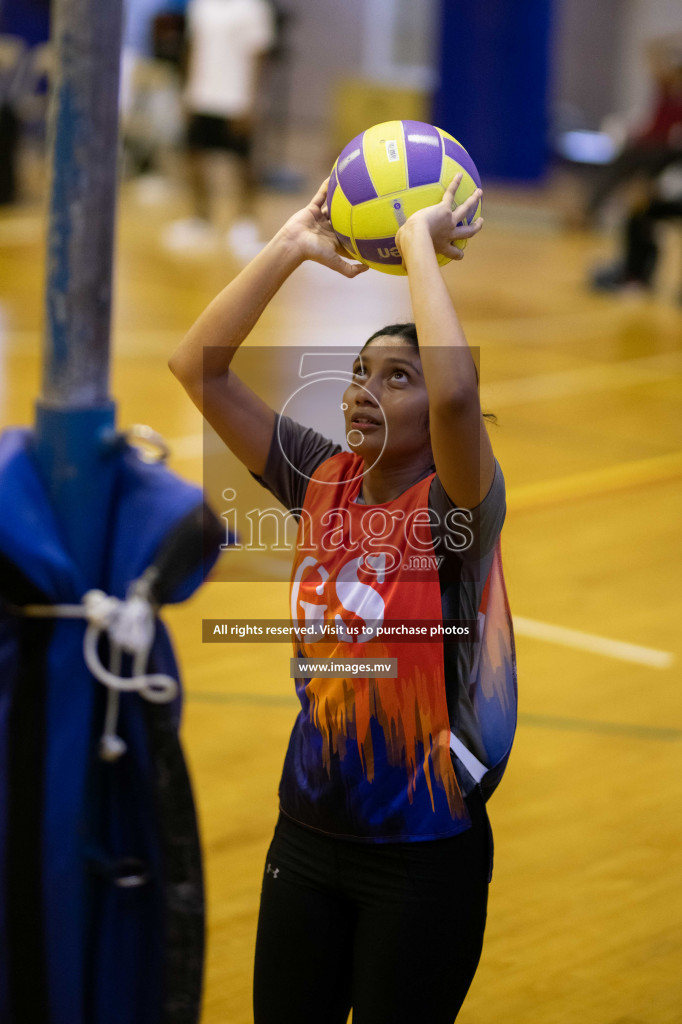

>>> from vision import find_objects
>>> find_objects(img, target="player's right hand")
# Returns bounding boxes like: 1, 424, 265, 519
396, 173, 483, 263
279, 179, 369, 279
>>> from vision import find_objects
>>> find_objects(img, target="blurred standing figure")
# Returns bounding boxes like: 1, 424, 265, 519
165, 0, 275, 256
588, 32, 682, 296
585, 32, 682, 222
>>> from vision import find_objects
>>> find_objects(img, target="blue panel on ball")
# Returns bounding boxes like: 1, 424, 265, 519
403, 121, 443, 187
327, 168, 339, 211
335, 232, 355, 258
355, 237, 403, 265
336, 134, 378, 205
443, 137, 482, 191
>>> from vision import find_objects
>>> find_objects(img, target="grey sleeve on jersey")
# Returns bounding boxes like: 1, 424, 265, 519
430, 459, 506, 561
251, 413, 342, 512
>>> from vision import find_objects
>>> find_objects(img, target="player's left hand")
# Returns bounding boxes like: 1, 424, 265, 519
279, 178, 369, 278
395, 173, 483, 261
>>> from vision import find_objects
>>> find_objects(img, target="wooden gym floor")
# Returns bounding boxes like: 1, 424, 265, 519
1, 145, 681, 1023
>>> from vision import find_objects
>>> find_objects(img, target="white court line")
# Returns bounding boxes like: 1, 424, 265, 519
481, 351, 682, 408
471, 305, 681, 347
164, 351, 682, 458
165, 361, 679, 672
167, 443, 675, 669
514, 616, 674, 669
168, 433, 204, 459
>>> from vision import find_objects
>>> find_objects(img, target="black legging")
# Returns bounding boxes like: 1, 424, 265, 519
253, 791, 492, 1024
623, 196, 682, 284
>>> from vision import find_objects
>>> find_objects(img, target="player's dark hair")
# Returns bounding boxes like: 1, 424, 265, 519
363, 322, 497, 423
363, 323, 418, 349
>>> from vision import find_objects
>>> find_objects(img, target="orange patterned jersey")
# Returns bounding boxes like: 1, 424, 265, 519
278, 450, 517, 842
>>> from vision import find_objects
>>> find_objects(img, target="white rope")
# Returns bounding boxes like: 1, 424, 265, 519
80, 591, 177, 703
20, 587, 178, 761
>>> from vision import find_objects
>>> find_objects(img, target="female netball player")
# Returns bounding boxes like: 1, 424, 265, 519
170, 174, 516, 1024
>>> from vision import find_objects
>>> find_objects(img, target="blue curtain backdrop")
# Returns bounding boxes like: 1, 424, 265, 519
433, 0, 554, 181
0, 0, 50, 45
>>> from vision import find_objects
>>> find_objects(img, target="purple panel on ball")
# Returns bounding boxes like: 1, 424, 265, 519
334, 231, 355, 258
355, 236, 403, 265
327, 167, 338, 215
336, 133, 378, 205
402, 120, 443, 187
443, 136, 482, 201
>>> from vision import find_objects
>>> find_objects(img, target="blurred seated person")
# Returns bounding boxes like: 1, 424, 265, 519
585, 32, 682, 222
591, 165, 682, 298
163, 0, 275, 257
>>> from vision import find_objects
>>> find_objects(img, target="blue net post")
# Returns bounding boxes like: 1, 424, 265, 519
34, 0, 124, 587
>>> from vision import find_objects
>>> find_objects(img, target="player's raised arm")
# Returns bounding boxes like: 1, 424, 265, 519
168, 180, 367, 475
395, 174, 494, 509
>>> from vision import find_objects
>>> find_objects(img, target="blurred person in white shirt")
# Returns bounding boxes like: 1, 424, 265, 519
164, 0, 275, 256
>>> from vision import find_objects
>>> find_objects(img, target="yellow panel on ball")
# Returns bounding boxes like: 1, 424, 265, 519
441, 157, 481, 212
392, 183, 444, 221
350, 195, 404, 241
361, 121, 408, 197
440, 156, 478, 202
328, 185, 353, 240
328, 119, 482, 275
349, 185, 445, 274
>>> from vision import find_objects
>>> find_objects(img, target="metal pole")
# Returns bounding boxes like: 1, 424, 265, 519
34, 0, 124, 586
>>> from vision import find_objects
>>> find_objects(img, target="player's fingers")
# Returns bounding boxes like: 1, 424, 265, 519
311, 178, 330, 208
447, 243, 466, 260
454, 187, 483, 220
454, 216, 484, 238
328, 254, 369, 278
444, 172, 464, 203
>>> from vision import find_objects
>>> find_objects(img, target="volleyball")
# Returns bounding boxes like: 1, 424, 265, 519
327, 120, 482, 275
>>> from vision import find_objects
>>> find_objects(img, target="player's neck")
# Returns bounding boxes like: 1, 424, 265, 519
358, 456, 434, 505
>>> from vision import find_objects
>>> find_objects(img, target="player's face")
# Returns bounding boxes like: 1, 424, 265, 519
342, 337, 431, 466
